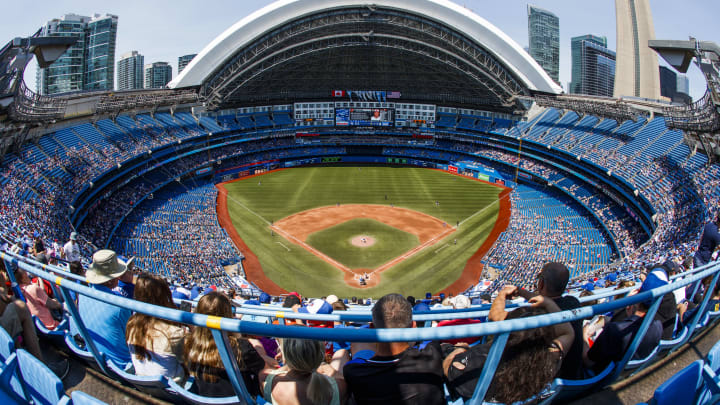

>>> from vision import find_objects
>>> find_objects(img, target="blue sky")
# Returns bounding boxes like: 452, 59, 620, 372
3, 0, 717, 99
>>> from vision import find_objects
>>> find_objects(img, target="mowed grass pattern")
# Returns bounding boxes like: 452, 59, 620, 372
306, 218, 419, 269
223, 166, 501, 297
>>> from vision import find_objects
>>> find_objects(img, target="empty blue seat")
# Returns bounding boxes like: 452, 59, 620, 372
0, 327, 23, 402
646, 360, 702, 405
15, 349, 71, 405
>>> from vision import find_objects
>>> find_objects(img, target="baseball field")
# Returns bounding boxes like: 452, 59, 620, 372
216, 166, 510, 298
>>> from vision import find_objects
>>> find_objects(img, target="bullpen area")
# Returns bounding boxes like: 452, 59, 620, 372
216, 166, 509, 297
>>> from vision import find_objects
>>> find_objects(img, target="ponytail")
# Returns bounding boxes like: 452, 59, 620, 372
280, 337, 334, 404
307, 371, 333, 405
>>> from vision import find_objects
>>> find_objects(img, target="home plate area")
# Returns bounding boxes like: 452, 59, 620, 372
271, 204, 456, 287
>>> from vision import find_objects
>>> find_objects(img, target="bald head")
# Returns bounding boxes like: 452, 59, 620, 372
539, 262, 569, 297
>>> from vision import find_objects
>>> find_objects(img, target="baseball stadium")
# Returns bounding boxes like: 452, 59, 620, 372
0, 0, 719, 403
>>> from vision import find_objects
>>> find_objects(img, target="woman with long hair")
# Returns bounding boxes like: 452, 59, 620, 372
261, 338, 348, 405
184, 292, 266, 397
125, 273, 186, 382
444, 287, 573, 403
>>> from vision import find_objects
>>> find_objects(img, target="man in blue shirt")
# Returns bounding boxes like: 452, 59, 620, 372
77, 249, 134, 366
695, 215, 720, 268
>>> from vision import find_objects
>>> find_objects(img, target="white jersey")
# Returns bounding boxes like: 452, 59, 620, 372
63, 241, 81, 263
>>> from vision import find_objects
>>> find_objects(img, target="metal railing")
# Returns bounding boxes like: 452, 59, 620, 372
2, 250, 719, 404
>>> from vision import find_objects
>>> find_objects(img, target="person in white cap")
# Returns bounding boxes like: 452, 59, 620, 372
62, 232, 82, 265
74, 249, 135, 366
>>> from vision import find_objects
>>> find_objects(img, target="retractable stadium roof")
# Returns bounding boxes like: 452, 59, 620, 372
169, 0, 562, 113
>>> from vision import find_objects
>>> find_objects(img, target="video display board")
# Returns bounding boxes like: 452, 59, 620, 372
335, 108, 394, 127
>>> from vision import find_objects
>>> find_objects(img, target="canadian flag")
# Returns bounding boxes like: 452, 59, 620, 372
332, 90, 346, 97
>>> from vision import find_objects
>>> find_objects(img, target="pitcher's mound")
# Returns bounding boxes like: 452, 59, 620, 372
351, 235, 376, 247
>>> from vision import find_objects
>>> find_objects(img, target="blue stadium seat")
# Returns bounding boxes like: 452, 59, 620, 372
15, 349, 71, 405
104, 359, 177, 401
541, 362, 614, 404
165, 378, 245, 405
70, 391, 109, 405
0, 327, 23, 403
645, 360, 702, 405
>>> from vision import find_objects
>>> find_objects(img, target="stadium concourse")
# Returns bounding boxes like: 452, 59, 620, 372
2, 0, 720, 403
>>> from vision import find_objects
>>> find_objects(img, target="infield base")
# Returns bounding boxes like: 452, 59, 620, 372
272, 204, 455, 288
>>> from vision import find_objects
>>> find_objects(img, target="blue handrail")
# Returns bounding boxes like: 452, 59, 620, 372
3, 250, 720, 405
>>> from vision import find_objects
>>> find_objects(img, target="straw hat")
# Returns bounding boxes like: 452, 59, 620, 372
86, 250, 134, 284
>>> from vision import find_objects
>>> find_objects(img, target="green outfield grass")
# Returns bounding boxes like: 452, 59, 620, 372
306, 218, 419, 269
222, 166, 502, 297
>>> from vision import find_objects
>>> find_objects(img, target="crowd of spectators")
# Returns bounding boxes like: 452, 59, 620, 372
1, 107, 720, 319
53, 254, 711, 404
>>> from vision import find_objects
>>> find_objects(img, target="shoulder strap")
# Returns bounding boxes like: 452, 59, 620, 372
328, 375, 340, 405
263, 372, 278, 403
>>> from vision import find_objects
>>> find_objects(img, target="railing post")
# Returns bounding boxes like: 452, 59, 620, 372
608, 293, 664, 382
210, 328, 255, 405
671, 270, 720, 352
58, 284, 110, 375
2, 257, 24, 300
467, 332, 509, 404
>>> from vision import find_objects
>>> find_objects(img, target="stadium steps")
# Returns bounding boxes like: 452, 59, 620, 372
550, 114, 593, 147
526, 108, 562, 140
110, 117, 144, 145
69, 127, 107, 159
92, 121, 130, 152
35, 142, 74, 183
620, 127, 669, 169
565, 118, 607, 152
539, 110, 579, 144
16, 151, 59, 188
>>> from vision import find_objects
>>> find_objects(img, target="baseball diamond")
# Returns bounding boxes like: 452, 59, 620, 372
215, 166, 508, 297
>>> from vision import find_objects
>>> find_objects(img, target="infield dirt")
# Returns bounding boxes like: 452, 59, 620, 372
272, 204, 455, 288
215, 166, 510, 297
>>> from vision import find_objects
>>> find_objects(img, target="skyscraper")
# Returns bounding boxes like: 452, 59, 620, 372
145, 62, 172, 89
36, 14, 89, 95
36, 13, 118, 95
178, 54, 197, 74
659, 65, 677, 100
676, 74, 690, 96
659, 65, 692, 104
570, 35, 616, 97
614, 0, 661, 99
527, 5, 559, 83
84, 14, 118, 91
117, 51, 144, 90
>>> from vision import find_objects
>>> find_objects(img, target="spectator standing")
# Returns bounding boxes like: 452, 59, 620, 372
694, 214, 720, 268
63, 232, 82, 265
